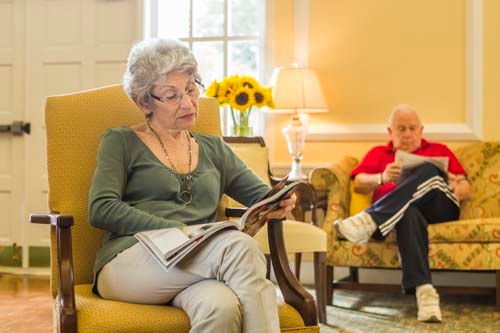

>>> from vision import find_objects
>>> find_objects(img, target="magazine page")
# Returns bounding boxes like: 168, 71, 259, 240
239, 180, 301, 236
134, 221, 240, 271
134, 179, 301, 270
134, 227, 190, 270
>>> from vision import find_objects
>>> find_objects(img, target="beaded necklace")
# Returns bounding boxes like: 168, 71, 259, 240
147, 119, 193, 204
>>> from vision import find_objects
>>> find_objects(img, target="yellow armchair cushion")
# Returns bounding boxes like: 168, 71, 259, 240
75, 284, 190, 332
254, 220, 327, 254
74, 284, 313, 332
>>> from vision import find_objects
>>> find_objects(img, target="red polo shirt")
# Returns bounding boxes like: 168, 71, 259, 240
351, 139, 466, 203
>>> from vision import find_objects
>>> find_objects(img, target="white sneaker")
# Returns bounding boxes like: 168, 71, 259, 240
416, 284, 442, 323
333, 212, 377, 244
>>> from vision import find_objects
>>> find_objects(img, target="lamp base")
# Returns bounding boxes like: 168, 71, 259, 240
288, 159, 308, 181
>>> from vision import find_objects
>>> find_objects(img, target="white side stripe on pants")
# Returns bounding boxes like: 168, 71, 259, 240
379, 176, 459, 236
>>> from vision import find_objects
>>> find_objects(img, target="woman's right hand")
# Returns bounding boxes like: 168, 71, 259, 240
266, 193, 297, 220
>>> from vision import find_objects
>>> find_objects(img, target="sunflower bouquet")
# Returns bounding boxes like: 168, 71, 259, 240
205, 75, 274, 136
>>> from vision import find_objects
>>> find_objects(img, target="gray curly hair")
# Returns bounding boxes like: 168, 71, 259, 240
123, 38, 201, 109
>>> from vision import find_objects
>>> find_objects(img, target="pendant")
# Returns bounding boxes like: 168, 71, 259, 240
180, 191, 193, 205
179, 174, 193, 204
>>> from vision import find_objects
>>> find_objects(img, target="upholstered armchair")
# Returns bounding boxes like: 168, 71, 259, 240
31, 84, 320, 332
224, 136, 327, 324
309, 142, 500, 308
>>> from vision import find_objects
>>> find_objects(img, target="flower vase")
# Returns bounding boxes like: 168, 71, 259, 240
230, 108, 253, 137
231, 124, 253, 137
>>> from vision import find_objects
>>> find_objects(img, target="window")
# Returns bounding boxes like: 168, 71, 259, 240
145, 0, 268, 134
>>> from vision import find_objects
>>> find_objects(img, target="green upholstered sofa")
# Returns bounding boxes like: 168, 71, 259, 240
309, 141, 500, 308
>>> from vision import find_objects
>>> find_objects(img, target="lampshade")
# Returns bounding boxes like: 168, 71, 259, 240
269, 65, 328, 180
269, 65, 328, 114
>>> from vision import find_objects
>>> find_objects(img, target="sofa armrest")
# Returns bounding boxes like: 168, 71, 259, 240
30, 213, 77, 332
309, 156, 359, 238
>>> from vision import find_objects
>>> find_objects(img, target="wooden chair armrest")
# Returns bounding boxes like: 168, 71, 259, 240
30, 213, 77, 331
269, 174, 286, 186
268, 218, 318, 326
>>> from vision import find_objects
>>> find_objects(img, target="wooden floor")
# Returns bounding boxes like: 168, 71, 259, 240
2, 272, 498, 333
0, 273, 52, 332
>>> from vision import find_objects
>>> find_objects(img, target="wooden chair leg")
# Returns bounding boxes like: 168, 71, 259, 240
349, 267, 359, 282
314, 252, 327, 324
496, 270, 500, 309
326, 265, 334, 304
295, 253, 302, 280
265, 254, 271, 279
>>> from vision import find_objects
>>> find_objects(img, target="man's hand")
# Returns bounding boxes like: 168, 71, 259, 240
447, 172, 471, 203
382, 161, 403, 184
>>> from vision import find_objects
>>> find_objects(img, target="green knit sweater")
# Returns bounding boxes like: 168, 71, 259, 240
88, 127, 269, 292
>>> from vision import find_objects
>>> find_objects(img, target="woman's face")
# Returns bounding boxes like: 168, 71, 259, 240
145, 71, 200, 131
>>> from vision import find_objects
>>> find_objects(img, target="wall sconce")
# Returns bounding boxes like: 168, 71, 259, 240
269, 64, 328, 180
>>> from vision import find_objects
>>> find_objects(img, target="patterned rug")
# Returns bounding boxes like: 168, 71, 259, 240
318, 289, 500, 333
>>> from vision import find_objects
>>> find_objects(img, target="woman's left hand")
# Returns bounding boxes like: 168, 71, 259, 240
266, 193, 297, 220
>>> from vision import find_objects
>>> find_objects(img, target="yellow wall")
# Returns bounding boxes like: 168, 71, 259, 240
268, 0, 500, 166
483, 0, 500, 140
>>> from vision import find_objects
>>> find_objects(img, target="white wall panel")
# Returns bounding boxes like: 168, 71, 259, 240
95, 61, 126, 86
0, 1, 14, 48
2, 0, 143, 266
96, 0, 137, 44
19, 0, 143, 267
0, 192, 14, 243
0, 139, 11, 173
43, 63, 83, 96
0, 0, 23, 253
0, 66, 13, 111
45, 0, 82, 46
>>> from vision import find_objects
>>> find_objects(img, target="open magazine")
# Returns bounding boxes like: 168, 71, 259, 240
395, 150, 449, 175
134, 178, 301, 271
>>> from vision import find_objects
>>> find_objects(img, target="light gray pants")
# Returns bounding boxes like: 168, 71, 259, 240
97, 229, 280, 333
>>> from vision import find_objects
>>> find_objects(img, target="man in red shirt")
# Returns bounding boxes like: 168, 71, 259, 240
334, 104, 470, 323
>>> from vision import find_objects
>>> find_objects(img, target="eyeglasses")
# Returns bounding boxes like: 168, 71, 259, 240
150, 79, 204, 105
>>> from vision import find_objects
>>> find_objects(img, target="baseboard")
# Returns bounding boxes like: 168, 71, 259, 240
0, 266, 50, 276
0, 246, 50, 268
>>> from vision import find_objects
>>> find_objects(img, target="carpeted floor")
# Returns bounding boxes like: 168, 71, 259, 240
318, 288, 500, 333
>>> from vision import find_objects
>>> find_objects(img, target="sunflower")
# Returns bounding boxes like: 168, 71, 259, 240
204, 75, 274, 135
205, 81, 219, 100
229, 86, 255, 112
205, 75, 274, 110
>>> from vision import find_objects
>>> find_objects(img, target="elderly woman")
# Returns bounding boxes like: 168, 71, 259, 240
88, 38, 296, 333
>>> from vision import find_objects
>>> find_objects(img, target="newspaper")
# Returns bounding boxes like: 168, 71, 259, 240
134, 179, 300, 271
395, 150, 449, 174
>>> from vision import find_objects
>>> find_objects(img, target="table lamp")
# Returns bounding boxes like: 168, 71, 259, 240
269, 64, 328, 180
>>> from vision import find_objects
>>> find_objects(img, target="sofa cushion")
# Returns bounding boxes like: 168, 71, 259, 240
362, 218, 500, 244
429, 218, 500, 243
349, 182, 372, 216
332, 239, 500, 270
